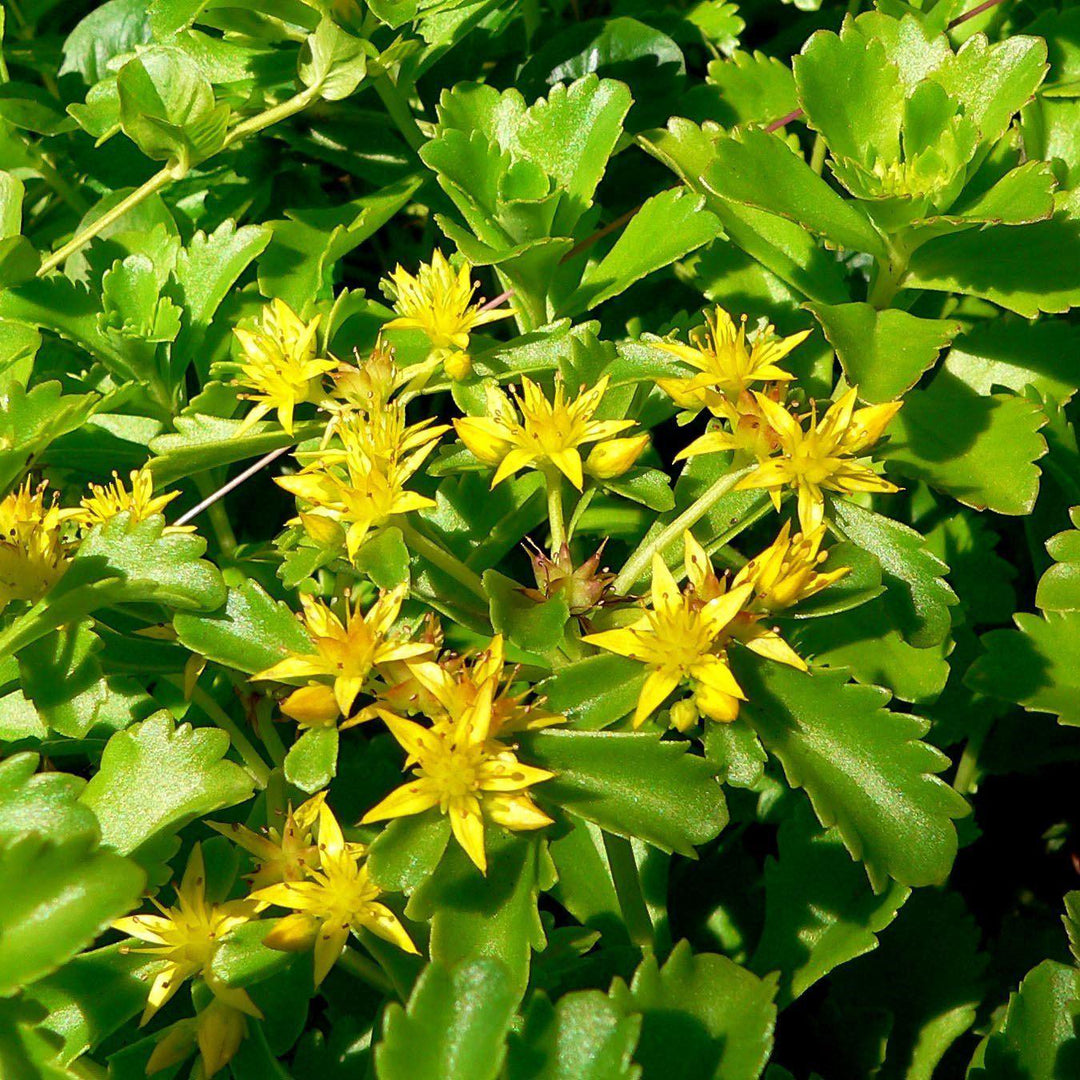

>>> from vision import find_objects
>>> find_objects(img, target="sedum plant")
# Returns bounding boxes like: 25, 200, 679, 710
0, 0, 1079, 1078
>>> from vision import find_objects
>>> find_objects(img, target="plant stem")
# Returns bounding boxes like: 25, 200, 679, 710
546, 470, 566, 551
169, 677, 272, 787
192, 472, 239, 556
954, 729, 986, 796
37, 85, 323, 277
258, 711, 288, 768
37, 164, 180, 276
338, 946, 397, 997
396, 518, 487, 601
222, 85, 320, 148
603, 833, 654, 951
613, 465, 752, 594
810, 134, 827, 175
29, 143, 90, 214
566, 486, 597, 543
373, 75, 426, 153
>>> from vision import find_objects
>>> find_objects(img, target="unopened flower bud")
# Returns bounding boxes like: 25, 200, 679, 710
669, 698, 699, 733
443, 349, 473, 380
585, 434, 649, 479
281, 684, 341, 728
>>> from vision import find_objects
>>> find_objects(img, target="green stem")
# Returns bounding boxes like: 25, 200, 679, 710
565, 486, 597, 543
613, 465, 752, 594
168, 677, 272, 787
29, 143, 90, 214
603, 833, 654, 951
546, 470, 566, 551
373, 75, 426, 154
37, 163, 181, 276
222, 84, 320, 148
37, 85, 322, 277
867, 235, 909, 310
810, 134, 827, 175
338, 946, 397, 997
396, 518, 487, 601
250, 691, 288, 768
193, 472, 238, 557
954, 729, 986, 797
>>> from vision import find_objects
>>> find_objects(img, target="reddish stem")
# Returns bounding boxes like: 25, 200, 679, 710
766, 107, 804, 133
948, 0, 1007, 30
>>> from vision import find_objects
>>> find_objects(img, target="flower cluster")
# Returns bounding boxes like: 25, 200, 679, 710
0, 479, 76, 612
454, 374, 648, 490
274, 338, 448, 560
586, 525, 848, 729
381, 249, 512, 382
256, 591, 560, 874
115, 804, 414, 1076
654, 306, 900, 532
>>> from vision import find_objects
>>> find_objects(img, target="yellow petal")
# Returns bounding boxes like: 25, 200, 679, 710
492, 446, 538, 488
197, 1003, 247, 1079
263, 912, 320, 952
361, 779, 441, 823
549, 448, 584, 490
688, 654, 746, 700
358, 902, 419, 955
683, 530, 710, 592
476, 757, 554, 791
450, 798, 487, 874
143, 964, 185, 1024
741, 625, 808, 670
649, 554, 681, 614
313, 922, 351, 986
454, 416, 512, 465
634, 667, 681, 727
585, 434, 649, 480
581, 623, 650, 661
317, 802, 346, 860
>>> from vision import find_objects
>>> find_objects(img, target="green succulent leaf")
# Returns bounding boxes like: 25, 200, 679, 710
969, 960, 1080, 1080
806, 302, 961, 403
521, 730, 729, 856
80, 711, 255, 874
751, 800, 909, 1006
828, 498, 957, 649
174, 579, 310, 675
506, 989, 642, 1080
966, 611, 1080, 727
410, 831, 551, 1000
376, 959, 518, 1080
611, 941, 777, 1080
880, 371, 1047, 515
0, 755, 144, 998
734, 657, 969, 891
116, 45, 230, 165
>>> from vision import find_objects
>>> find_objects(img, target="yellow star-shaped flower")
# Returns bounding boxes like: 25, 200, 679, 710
735, 387, 902, 532
278, 434, 439, 560
0, 478, 77, 613
654, 306, 808, 413
73, 467, 190, 533
382, 251, 512, 380
454, 375, 643, 490
252, 587, 434, 721
233, 298, 337, 434
361, 675, 554, 875
583, 537, 754, 727
733, 520, 849, 613
253, 804, 417, 985
112, 844, 260, 1025
208, 793, 327, 890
